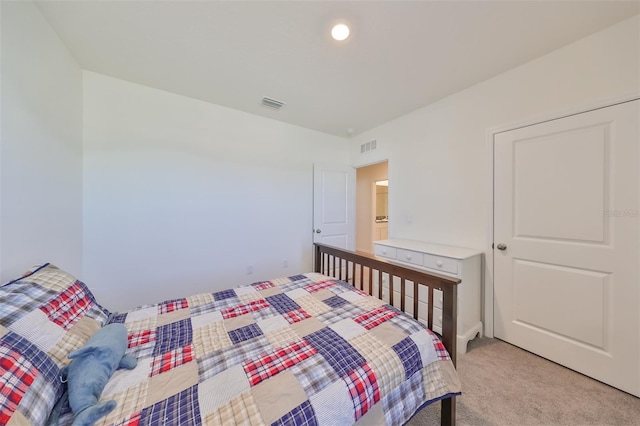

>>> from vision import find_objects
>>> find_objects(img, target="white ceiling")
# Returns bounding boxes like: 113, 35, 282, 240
36, 1, 639, 137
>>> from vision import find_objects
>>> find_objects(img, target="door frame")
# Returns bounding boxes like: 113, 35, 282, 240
484, 92, 640, 339
354, 159, 390, 253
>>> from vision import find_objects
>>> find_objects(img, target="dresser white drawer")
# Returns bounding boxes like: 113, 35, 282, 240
397, 249, 423, 266
423, 253, 458, 275
374, 245, 396, 259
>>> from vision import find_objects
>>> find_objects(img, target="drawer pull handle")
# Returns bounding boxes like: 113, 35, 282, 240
436, 260, 443, 267
382, 250, 387, 254
406, 254, 412, 260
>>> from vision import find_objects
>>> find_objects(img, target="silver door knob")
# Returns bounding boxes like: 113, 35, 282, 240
315, 229, 322, 233
496, 243, 507, 251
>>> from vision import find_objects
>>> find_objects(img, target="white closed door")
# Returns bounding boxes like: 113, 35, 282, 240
494, 99, 640, 396
313, 164, 355, 250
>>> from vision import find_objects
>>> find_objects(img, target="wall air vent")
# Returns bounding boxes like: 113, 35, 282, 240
261, 97, 286, 110
360, 140, 378, 153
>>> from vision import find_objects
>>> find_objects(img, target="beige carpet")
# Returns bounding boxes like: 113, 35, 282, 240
407, 337, 640, 425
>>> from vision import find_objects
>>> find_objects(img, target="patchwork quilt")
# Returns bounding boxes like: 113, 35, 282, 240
0, 265, 460, 425
59, 273, 461, 426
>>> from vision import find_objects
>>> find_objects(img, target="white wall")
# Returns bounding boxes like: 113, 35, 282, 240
351, 15, 640, 251
0, 2, 83, 283
4, 4, 636, 316
350, 15, 640, 335
83, 72, 349, 310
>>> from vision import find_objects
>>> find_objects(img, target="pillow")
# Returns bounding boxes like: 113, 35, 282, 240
0, 263, 111, 425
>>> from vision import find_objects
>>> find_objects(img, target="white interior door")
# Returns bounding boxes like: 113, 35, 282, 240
494, 100, 640, 397
313, 164, 355, 250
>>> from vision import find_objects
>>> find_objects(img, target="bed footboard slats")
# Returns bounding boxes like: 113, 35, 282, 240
314, 243, 460, 361
428, 286, 434, 330
314, 243, 460, 426
400, 277, 406, 313
314, 243, 460, 425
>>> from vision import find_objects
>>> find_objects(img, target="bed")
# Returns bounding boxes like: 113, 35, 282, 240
0, 243, 461, 426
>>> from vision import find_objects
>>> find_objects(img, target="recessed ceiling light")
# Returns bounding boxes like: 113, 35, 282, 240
331, 24, 350, 41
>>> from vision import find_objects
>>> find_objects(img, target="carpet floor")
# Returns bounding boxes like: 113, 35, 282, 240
407, 337, 640, 425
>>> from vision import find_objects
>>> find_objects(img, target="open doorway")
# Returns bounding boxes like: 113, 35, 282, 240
374, 180, 388, 240
355, 161, 388, 253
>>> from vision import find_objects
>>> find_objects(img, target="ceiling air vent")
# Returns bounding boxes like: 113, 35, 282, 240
261, 97, 285, 110
360, 140, 378, 153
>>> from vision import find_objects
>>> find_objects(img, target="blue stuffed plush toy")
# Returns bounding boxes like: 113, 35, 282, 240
65, 323, 137, 426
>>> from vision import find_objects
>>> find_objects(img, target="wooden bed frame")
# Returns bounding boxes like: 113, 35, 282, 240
314, 243, 461, 426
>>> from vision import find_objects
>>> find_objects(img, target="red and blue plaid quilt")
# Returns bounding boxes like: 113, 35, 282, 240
57, 273, 461, 425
